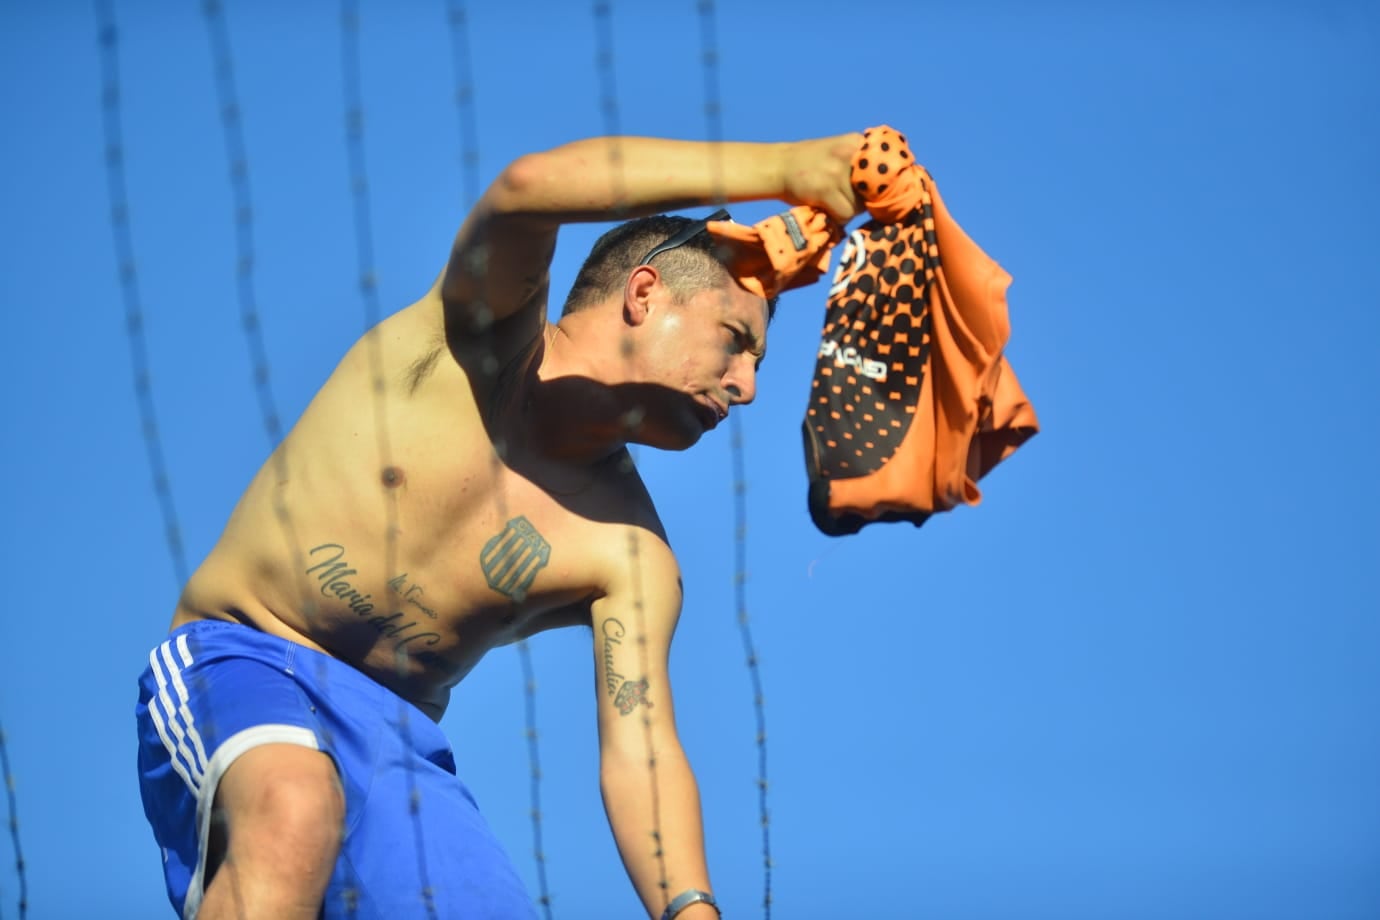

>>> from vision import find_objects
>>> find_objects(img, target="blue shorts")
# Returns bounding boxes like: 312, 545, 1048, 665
135, 619, 537, 919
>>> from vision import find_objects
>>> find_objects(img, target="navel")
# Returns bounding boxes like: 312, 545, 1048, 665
381, 466, 406, 488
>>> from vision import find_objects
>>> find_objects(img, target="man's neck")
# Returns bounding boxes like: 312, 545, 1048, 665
524, 321, 633, 465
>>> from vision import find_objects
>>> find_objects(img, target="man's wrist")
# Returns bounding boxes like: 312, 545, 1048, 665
661, 888, 720, 920
766, 140, 790, 200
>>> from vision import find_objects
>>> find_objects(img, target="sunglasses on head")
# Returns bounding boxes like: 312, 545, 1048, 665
636, 208, 731, 266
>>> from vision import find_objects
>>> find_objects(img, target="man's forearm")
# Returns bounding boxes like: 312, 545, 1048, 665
601, 741, 719, 919
487, 136, 790, 226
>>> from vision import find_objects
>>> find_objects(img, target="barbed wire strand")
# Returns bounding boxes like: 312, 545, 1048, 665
339, 4, 439, 916
444, 2, 482, 215
592, 2, 673, 912
693, 5, 774, 914
197, 2, 363, 914
591, 2, 627, 215
196, 0, 320, 674
441, 3, 555, 915
95, 0, 190, 591
197, 0, 327, 644
0, 726, 26, 920
200, 0, 285, 448
518, 640, 552, 917
94, 5, 260, 913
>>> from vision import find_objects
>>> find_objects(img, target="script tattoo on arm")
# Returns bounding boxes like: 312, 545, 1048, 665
601, 617, 654, 717
305, 543, 442, 656
480, 516, 551, 603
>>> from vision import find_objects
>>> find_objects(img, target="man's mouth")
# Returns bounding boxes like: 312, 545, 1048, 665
695, 397, 727, 430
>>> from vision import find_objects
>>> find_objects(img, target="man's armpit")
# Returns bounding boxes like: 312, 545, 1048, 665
403, 340, 446, 394
450, 227, 553, 312
516, 266, 550, 312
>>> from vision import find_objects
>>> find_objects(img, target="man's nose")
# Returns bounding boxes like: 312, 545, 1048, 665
724, 361, 757, 406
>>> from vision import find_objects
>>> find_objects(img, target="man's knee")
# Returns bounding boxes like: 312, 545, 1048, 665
211, 743, 344, 888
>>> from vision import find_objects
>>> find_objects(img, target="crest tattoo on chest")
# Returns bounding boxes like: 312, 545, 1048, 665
480, 516, 551, 603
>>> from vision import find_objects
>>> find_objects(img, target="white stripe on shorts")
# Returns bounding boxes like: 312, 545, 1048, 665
148, 643, 204, 790
161, 640, 211, 772
147, 692, 199, 795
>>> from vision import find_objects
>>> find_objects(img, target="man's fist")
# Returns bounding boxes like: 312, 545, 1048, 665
779, 132, 867, 225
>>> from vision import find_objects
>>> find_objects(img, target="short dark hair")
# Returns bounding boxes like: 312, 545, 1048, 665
561, 215, 779, 319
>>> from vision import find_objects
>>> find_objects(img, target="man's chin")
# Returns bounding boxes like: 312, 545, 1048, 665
635, 421, 707, 452
654, 434, 705, 452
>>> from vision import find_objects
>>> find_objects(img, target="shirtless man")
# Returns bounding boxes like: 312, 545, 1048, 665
136, 132, 863, 919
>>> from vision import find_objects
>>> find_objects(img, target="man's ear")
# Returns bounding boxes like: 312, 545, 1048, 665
623, 265, 659, 327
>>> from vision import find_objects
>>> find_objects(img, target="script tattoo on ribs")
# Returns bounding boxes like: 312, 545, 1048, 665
480, 516, 551, 603
388, 573, 437, 619
304, 544, 441, 654
601, 617, 654, 717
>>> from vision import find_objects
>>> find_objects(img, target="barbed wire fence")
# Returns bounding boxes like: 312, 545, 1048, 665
91, 2, 773, 917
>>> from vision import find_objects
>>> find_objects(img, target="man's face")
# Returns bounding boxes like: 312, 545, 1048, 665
631, 281, 769, 451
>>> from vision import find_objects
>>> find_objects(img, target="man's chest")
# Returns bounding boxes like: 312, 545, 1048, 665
374, 441, 624, 626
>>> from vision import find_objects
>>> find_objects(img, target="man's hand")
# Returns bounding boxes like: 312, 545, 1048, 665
779, 132, 867, 224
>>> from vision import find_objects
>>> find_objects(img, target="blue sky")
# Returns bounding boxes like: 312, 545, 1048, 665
2, 1, 1378, 918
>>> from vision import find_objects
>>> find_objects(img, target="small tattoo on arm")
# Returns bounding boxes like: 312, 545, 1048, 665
614, 678, 653, 716
480, 516, 550, 603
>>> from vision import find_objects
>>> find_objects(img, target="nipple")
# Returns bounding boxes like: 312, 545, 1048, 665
381, 466, 406, 488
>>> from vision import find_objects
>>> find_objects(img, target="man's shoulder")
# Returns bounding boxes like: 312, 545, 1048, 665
592, 449, 667, 537
580, 453, 681, 582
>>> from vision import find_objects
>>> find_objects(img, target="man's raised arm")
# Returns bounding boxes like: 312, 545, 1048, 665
436, 133, 864, 333
590, 533, 719, 920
